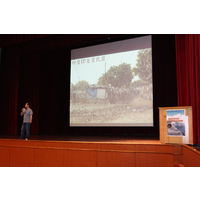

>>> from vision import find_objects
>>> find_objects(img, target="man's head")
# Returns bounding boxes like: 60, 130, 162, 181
25, 102, 30, 109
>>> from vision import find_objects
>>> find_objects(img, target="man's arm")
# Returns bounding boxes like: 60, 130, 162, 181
20, 108, 25, 116
30, 115, 32, 123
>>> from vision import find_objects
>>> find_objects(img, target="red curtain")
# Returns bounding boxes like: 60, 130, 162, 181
0, 34, 50, 47
17, 51, 40, 135
0, 34, 117, 136
0, 44, 20, 135
175, 34, 200, 144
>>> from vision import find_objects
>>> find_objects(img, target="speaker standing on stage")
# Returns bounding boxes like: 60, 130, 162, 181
20, 102, 33, 140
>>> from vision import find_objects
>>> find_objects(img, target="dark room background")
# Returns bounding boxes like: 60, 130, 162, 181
0, 34, 177, 138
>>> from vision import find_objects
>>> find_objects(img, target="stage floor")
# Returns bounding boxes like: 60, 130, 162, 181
0, 134, 160, 144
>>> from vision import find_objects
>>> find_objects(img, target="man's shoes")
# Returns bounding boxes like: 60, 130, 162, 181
25, 138, 28, 140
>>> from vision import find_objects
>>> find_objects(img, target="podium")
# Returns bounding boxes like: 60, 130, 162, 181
158, 106, 193, 144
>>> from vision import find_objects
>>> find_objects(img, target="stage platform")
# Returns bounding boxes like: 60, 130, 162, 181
0, 134, 160, 144
0, 134, 199, 167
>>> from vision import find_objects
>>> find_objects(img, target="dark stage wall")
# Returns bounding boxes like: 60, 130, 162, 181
0, 34, 177, 137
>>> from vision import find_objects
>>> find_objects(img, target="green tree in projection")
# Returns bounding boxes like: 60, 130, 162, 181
74, 80, 89, 91
131, 79, 148, 88
98, 62, 133, 88
132, 48, 152, 85
70, 82, 75, 91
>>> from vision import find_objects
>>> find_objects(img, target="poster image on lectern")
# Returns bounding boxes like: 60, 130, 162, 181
70, 35, 153, 127
166, 110, 185, 136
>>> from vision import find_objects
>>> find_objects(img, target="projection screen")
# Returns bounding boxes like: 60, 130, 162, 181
70, 35, 153, 126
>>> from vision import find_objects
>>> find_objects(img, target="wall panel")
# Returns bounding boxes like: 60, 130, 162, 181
35, 148, 64, 167
135, 153, 174, 167
135, 144, 174, 153
10, 147, 35, 167
0, 146, 10, 167
98, 143, 136, 151
183, 146, 200, 167
64, 150, 97, 167
98, 151, 136, 167
35, 141, 64, 148
64, 142, 98, 150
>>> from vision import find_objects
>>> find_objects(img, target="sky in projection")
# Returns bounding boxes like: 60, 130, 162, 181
70, 49, 140, 85
167, 110, 185, 116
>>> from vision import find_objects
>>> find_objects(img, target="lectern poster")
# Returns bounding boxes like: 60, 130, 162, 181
166, 109, 185, 136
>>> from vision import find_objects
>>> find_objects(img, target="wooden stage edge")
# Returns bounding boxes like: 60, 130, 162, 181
0, 135, 199, 167
0, 139, 162, 145
0, 134, 161, 144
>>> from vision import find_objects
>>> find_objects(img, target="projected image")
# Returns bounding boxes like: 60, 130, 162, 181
70, 36, 153, 126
